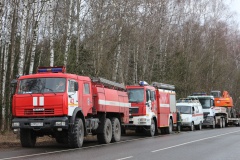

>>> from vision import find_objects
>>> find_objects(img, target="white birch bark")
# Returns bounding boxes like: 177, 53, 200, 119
49, 0, 54, 67
112, 26, 122, 81
0, 0, 4, 85
18, 0, 28, 76
29, 0, 41, 74
63, 0, 73, 66
0, 0, 4, 56
1, 0, 12, 131
76, 0, 82, 67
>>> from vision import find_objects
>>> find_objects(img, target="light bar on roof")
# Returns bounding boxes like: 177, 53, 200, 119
139, 81, 149, 86
37, 66, 66, 73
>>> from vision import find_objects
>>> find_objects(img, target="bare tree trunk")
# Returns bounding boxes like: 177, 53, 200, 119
63, 0, 73, 66
76, 0, 82, 70
1, 0, 12, 131
18, 0, 28, 76
49, 0, 54, 67
0, 0, 3, 58
29, 0, 42, 74
112, 26, 122, 81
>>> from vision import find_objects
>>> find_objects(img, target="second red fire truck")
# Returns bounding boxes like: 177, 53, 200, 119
125, 81, 177, 136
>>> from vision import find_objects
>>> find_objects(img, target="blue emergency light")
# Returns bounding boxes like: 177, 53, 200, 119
139, 81, 149, 86
37, 66, 66, 73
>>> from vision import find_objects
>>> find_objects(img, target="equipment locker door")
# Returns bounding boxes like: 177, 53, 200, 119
82, 81, 92, 116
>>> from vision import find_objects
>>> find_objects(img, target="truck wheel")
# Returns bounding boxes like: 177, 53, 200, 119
190, 122, 194, 131
68, 118, 84, 148
165, 119, 173, 134
111, 118, 121, 142
219, 118, 223, 128
196, 122, 202, 130
97, 118, 112, 144
211, 120, 216, 129
147, 119, 156, 137
55, 130, 68, 144
20, 129, 36, 147
222, 118, 225, 128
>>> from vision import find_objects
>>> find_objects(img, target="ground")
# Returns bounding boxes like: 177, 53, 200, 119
0, 131, 55, 150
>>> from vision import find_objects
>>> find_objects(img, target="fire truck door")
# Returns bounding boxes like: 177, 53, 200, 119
146, 90, 152, 115
68, 80, 79, 116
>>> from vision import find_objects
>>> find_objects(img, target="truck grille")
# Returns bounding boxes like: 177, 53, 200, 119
24, 109, 54, 115
129, 107, 139, 114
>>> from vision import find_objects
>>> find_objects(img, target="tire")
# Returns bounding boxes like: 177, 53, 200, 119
55, 130, 68, 144
160, 128, 166, 134
219, 118, 222, 128
222, 118, 225, 128
196, 122, 202, 130
190, 122, 194, 131
111, 118, 121, 142
211, 120, 216, 129
147, 119, 156, 137
135, 127, 143, 134
97, 118, 112, 144
68, 118, 84, 148
165, 119, 173, 134
198, 122, 202, 130
20, 129, 36, 147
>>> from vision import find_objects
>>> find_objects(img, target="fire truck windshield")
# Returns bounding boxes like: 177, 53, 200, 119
198, 99, 211, 109
18, 78, 66, 94
127, 89, 144, 103
176, 106, 192, 114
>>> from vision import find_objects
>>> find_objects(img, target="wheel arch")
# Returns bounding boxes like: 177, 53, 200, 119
69, 107, 86, 136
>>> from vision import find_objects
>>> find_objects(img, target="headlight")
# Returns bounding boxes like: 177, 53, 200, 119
55, 122, 66, 126
12, 122, 20, 127
138, 118, 147, 122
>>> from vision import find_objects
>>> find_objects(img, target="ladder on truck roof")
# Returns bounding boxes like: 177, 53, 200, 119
151, 82, 175, 90
177, 98, 200, 103
91, 77, 125, 91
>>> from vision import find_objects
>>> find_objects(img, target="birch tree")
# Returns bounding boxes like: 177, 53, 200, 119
29, 0, 44, 74
76, 0, 82, 69
63, 0, 73, 66
18, 0, 28, 76
1, 0, 12, 131
49, 0, 54, 66
0, 0, 3, 57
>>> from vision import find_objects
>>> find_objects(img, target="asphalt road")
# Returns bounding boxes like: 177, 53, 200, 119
1, 127, 240, 160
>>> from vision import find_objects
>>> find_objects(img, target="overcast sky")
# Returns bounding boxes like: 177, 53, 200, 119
228, 0, 240, 24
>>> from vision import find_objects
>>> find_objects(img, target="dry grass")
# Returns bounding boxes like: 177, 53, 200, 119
0, 131, 55, 149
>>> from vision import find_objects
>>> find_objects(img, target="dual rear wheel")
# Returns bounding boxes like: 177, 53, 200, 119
97, 117, 121, 144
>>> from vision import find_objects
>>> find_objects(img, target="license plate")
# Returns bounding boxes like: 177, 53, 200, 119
30, 122, 43, 127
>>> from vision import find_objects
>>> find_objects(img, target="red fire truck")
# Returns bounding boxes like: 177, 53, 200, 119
125, 81, 177, 136
11, 66, 130, 148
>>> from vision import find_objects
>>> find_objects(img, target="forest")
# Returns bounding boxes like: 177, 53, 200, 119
0, 0, 240, 131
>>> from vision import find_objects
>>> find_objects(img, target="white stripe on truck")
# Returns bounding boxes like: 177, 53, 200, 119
33, 97, 38, 106
39, 97, 44, 106
98, 100, 130, 107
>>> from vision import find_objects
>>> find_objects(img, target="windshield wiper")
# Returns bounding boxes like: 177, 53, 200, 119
43, 87, 56, 95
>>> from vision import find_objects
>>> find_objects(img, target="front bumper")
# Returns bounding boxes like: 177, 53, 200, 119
12, 117, 69, 130
202, 116, 214, 126
181, 122, 192, 127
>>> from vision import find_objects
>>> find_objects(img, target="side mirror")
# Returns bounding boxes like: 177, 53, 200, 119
74, 82, 78, 91
145, 102, 150, 107
11, 79, 18, 95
